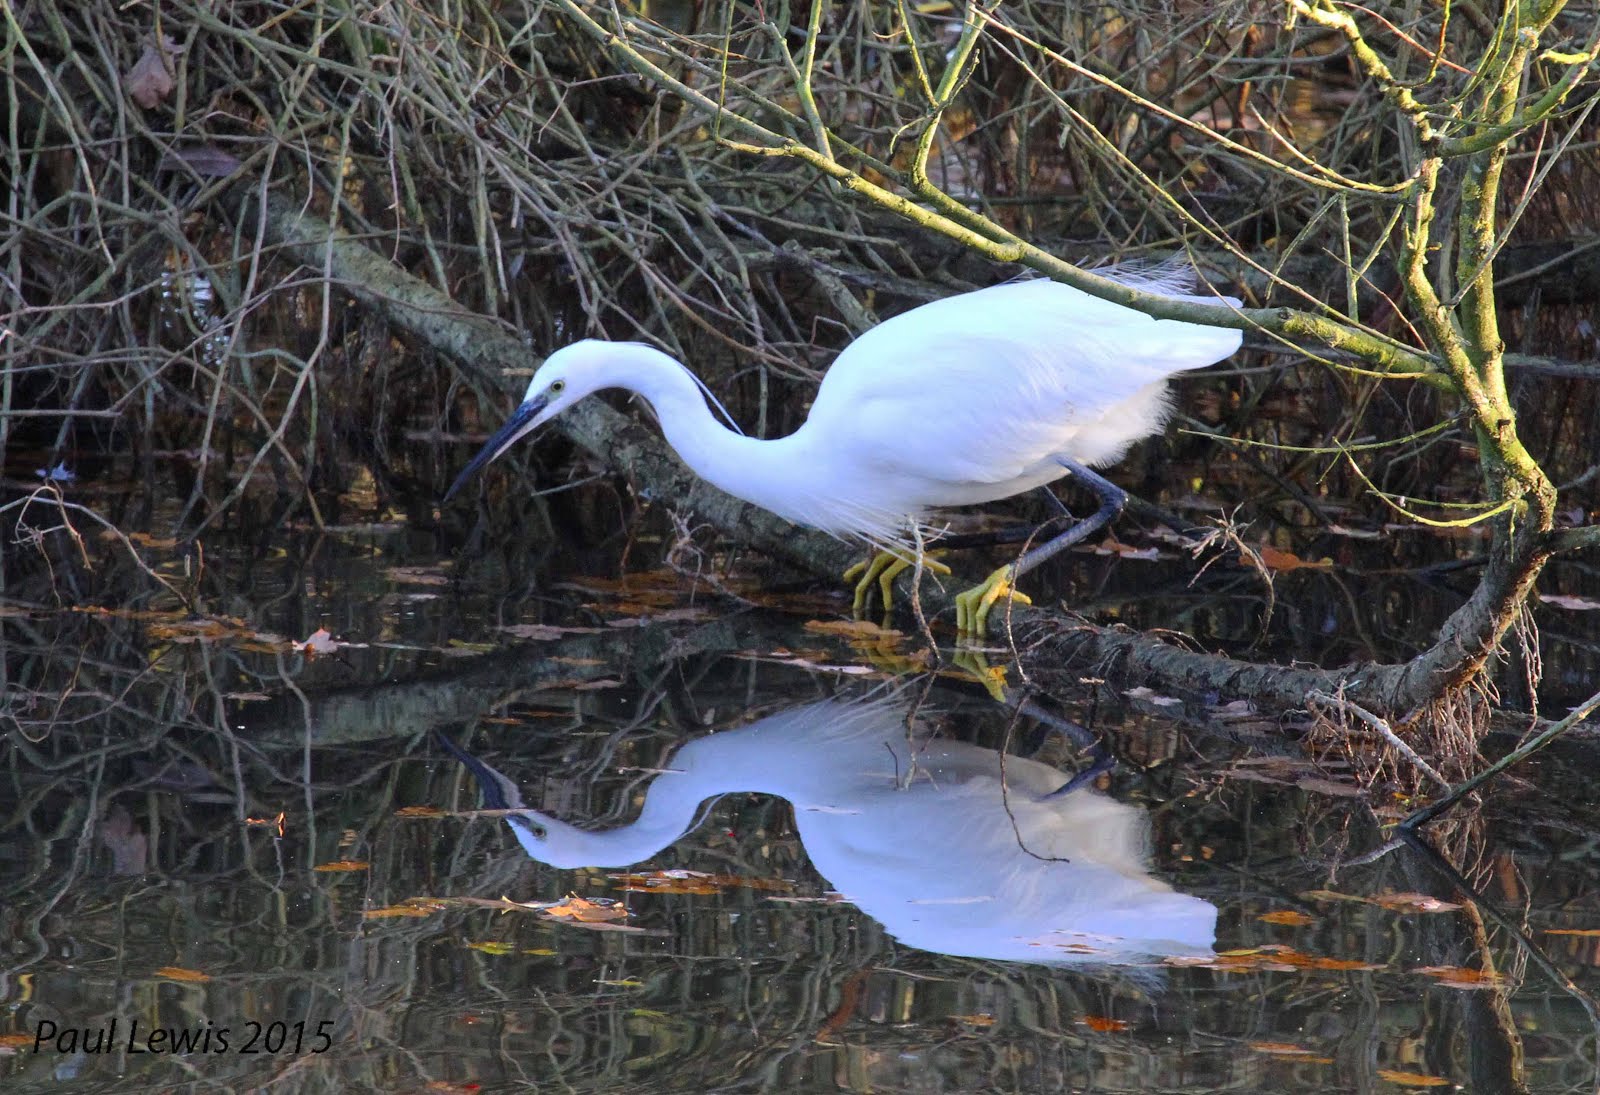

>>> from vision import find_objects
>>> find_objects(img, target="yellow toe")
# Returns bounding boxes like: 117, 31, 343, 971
955, 565, 1033, 639
846, 550, 950, 618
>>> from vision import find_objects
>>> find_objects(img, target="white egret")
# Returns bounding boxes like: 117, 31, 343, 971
447, 274, 1242, 635
440, 698, 1217, 966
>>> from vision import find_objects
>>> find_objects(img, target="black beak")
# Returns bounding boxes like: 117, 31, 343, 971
444, 394, 549, 501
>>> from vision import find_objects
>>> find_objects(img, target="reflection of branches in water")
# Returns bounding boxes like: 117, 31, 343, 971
9, 575, 1600, 1088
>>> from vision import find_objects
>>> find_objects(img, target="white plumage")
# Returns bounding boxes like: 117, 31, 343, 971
448, 272, 1243, 633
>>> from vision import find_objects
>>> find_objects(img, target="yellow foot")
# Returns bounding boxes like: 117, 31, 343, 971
954, 564, 1034, 639
948, 649, 1010, 703
843, 550, 951, 617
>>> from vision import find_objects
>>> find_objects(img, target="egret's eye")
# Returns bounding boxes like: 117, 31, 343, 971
549, 379, 566, 396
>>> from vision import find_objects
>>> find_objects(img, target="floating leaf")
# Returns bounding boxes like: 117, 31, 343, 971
1080, 1015, 1128, 1032
467, 941, 516, 955
804, 618, 905, 639
544, 895, 628, 923
1413, 965, 1502, 989
1167, 944, 1380, 973
1249, 1041, 1325, 1057
1368, 892, 1461, 913
154, 966, 211, 983
1376, 1069, 1453, 1086
1258, 909, 1316, 926
363, 900, 443, 919
312, 860, 369, 873
610, 869, 793, 895
1255, 544, 1334, 571
396, 805, 446, 819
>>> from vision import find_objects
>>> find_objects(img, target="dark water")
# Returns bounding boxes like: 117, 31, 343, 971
4, 499, 1600, 1094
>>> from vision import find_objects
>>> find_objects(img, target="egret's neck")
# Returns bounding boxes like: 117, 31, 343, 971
507, 701, 905, 869
602, 346, 832, 528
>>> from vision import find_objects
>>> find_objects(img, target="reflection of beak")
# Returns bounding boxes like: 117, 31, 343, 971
444, 393, 550, 501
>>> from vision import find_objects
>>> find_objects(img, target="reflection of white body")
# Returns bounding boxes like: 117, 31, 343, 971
450, 699, 1217, 966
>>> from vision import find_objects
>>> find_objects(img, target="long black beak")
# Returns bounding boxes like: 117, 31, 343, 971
444, 393, 549, 501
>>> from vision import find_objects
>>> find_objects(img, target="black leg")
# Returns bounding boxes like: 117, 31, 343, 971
1007, 456, 1127, 582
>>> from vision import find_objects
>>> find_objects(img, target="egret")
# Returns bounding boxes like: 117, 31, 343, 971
441, 698, 1217, 965
447, 273, 1242, 636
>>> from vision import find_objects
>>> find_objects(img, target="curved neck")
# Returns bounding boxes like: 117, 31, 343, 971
602, 346, 832, 531
512, 783, 704, 868
508, 701, 906, 869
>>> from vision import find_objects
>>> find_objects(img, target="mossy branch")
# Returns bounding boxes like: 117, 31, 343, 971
549, 0, 1442, 384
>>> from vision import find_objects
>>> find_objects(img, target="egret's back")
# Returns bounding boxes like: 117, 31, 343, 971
799, 278, 1240, 525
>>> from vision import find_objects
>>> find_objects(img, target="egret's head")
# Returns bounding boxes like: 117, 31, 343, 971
444, 340, 618, 500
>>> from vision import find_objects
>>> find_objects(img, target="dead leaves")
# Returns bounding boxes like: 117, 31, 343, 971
363, 894, 659, 935
153, 966, 211, 983
610, 869, 792, 895
1302, 890, 1462, 915
1166, 944, 1382, 974
127, 36, 181, 109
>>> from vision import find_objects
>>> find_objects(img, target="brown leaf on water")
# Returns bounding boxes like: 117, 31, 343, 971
1368, 892, 1461, 913
1295, 776, 1366, 798
604, 605, 708, 627
312, 859, 369, 873
1167, 944, 1380, 974
127, 36, 180, 109
1303, 889, 1458, 913
544, 895, 628, 923
1413, 965, 1502, 989
396, 805, 446, 819
1080, 1015, 1129, 1032
153, 966, 211, 983
1255, 544, 1333, 572
1249, 1041, 1329, 1059
610, 869, 793, 895
363, 900, 444, 920
1376, 1068, 1453, 1086
1258, 909, 1316, 926
467, 941, 515, 955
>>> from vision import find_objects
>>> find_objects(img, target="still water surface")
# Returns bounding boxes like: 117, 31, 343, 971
4, 508, 1599, 1093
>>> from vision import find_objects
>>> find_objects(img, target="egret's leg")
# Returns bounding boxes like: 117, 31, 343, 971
1010, 698, 1115, 796
844, 550, 951, 617
955, 457, 1129, 639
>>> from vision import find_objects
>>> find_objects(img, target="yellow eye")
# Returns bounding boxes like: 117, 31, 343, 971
549, 379, 566, 395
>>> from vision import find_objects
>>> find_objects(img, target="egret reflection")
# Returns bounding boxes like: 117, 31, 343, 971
442, 698, 1216, 966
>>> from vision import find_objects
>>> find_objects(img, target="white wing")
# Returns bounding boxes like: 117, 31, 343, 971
804, 278, 1241, 491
